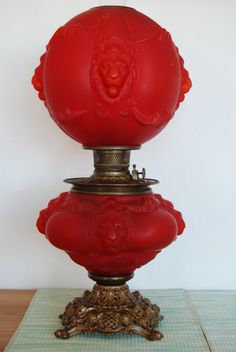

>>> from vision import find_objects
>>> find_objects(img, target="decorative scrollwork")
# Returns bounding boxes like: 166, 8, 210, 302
55, 284, 163, 341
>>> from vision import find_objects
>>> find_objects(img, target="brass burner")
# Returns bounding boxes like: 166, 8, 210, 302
64, 146, 159, 195
55, 283, 163, 341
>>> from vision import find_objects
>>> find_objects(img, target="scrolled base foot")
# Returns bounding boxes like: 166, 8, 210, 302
54, 329, 70, 339
55, 284, 163, 341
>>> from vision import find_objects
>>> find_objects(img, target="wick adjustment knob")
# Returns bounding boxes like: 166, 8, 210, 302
131, 164, 146, 181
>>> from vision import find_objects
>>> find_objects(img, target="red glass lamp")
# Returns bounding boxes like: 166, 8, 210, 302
33, 5, 191, 341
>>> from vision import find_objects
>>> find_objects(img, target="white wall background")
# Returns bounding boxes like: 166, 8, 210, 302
1, 0, 236, 290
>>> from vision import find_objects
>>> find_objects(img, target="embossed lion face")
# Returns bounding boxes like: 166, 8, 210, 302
91, 36, 136, 103
98, 51, 130, 99
99, 222, 128, 253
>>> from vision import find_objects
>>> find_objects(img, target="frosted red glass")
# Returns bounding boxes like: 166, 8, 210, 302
32, 6, 191, 147
37, 192, 185, 276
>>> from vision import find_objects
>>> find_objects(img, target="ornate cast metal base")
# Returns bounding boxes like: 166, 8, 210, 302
55, 283, 163, 341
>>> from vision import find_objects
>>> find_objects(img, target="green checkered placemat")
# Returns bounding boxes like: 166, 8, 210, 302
189, 291, 236, 352
5, 289, 210, 351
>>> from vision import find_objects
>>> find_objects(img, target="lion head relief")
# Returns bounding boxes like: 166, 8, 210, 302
91, 36, 136, 103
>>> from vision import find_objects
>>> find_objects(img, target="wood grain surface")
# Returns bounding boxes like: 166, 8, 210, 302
0, 290, 35, 352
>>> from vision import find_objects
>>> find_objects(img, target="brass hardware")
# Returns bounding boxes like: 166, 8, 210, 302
64, 177, 158, 195
89, 272, 134, 286
131, 164, 146, 181
55, 283, 163, 341
64, 146, 159, 195
83, 146, 141, 150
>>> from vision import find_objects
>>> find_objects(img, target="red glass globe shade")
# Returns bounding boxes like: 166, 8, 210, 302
32, 6, 191, 147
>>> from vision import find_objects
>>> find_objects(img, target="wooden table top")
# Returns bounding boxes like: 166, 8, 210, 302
0, 290, 35, 352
